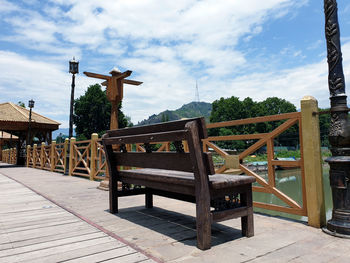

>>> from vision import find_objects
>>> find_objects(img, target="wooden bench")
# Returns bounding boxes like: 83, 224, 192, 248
102, 117, 256, 250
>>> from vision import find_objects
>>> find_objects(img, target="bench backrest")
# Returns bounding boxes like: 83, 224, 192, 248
102, 117, 215, 175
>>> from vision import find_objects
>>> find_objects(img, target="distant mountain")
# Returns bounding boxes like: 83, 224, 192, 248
137, 101, 212, 126
52, 128, 75, 139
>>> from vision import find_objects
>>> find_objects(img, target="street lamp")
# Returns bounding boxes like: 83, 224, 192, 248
27, 99, 34, 146
69, 57, 79, 139
323, 0, 350, 236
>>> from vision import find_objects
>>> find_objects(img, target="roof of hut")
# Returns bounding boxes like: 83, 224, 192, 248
0, 102, 60, 131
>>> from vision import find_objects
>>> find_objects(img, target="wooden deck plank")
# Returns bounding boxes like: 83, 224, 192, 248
0, 232, 109, 257
21, 241, 129, 263
0, 228, 100, 250
63, 246, 138, 263
0, 173, 154, 263
102, 253, 154, 263
0, 207, 62, 219
0, 212, 72, 227
0, 236, 117, 263
0, 222, 92, 243
0, 202, 58, 214
0, 218, 82, 234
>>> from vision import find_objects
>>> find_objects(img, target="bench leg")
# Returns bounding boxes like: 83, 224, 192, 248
241, 186, 254, 237
145, 188, 153, 209
109, 179, 118, 214
196, 201, 211, 250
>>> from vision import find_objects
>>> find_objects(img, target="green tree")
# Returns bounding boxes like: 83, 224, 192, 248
17, 101, 25, 108
318, 108, 330, 147
73, 84, 128, 140
209, 96, 297, 150
209, 97, 260, 149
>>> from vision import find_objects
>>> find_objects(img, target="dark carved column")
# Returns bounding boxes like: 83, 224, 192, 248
323, 0, 350, 237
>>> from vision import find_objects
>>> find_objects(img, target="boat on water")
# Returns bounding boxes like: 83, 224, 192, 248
275, 157, 297, 170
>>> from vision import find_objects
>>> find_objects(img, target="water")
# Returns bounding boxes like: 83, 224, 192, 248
253, 164, 332, 222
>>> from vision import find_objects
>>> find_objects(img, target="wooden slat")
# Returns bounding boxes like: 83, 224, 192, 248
240, 164, 269, 187
206, 112, 301, 128
72, 172, 90, 177
74, 139, 92, 144
253, 201, 306, 216
298, 117, 308, 215
239, 118, 299, 159
205, 133, 267, 142
204, 141, 229, 157
104, 130, 188, 145
270, 160, 301, 167
267, 138, 275, 187
106, 117, 207, 139
113, 152, 193, 172
211, 206, 250, 222
215, 165, 227, 174
252, 186, 271, 193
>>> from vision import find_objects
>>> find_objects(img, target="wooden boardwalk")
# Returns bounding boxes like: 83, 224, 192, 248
0, 174, 156, 263
1, 164, 350, 262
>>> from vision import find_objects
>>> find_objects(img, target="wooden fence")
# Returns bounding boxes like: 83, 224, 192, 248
1, 99, 324, 224
25, 134, 107, 181
1, 148, 17, 164
204, 112, 307, 216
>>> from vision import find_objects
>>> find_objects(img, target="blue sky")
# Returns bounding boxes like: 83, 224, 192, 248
1, 0, 350, 128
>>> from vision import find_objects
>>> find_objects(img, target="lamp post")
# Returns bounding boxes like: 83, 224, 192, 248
27, 99, 35, 146
69, 57, 79, 139
323, 0, 350, 237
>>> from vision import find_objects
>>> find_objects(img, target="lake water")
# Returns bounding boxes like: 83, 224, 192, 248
253, 164, 332, 222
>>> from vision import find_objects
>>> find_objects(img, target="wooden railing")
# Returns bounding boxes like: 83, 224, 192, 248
1, 148, 17, 164
27, 134, 107, 181
204, 112, 307, 216
3, 97, 325, 225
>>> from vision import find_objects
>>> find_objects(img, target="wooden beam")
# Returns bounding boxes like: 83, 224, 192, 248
83, 72, 110, 80
123, 79, 143, 85
206, 112, 301, 129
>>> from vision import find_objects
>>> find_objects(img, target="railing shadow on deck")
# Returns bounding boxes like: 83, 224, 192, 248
0, 163, 21, 168
108, 206, 243, 248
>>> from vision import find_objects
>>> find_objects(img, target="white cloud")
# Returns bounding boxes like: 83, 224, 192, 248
3, 0, 346, 126
0, 51, 97, 127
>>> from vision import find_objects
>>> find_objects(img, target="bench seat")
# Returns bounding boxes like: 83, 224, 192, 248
119, 168, 255, 190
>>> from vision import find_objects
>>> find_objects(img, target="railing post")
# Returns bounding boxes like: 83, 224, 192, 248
69, 137, 76, 176
90, 133, 98, 180
40, 142, 45, 169
51, 141, 56, 172
64, 138, 69, 174
26, 145, 31, 167
300, 95, 326, 228
33, 144, 37, 168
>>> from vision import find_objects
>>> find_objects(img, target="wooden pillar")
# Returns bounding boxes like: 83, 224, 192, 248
300, 96, 326, 228
0, 141, 3, 161
33, 144, 37, 168
90, 133, 98, 181
64, 138, 69, 174
51, 141, 56, 172
26, 145, 31, 167
110, 102, 119, 130
69, 137, 76, 176
40, 142, 45, 169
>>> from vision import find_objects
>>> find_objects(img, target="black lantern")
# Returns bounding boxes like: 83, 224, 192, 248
27, 99, 34, 146
69, 57, 79, 74
68, 57, 79, 139
28, 99, 35, 109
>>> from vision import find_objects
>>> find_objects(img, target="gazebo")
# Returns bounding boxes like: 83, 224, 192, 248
0, 102, 60, 164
